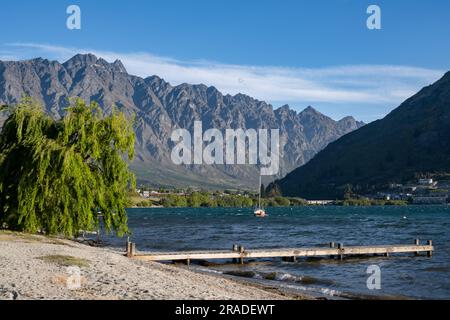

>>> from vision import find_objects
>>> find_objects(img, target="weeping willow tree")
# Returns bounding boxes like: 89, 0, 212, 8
0, 98, 135, 237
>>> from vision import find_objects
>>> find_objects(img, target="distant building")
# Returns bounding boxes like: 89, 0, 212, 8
418, 178, 434, 185
402, 186, 417, 193
412, 192, 447, 204
306, 200, 333, 205
374, 193, 391, 201
142, 191, 150, 198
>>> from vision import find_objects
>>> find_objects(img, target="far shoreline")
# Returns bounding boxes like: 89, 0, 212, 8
126, 203, 447, 209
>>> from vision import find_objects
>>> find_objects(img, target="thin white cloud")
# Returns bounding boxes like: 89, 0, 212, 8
3, 42, 445, 108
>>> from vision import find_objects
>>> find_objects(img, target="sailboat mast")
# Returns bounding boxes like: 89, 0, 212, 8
258, 175, 262, 208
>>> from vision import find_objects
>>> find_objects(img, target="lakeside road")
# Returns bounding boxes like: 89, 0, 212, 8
0, 231, 304, 300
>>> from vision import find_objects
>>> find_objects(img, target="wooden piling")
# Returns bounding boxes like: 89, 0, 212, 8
330, 242, 335, 259
239, 246, 245, 264
126, 240, 135, 257
232, 244, 238, 263
338, 243, 344, 260
282, 256, 296, 262
427, 240, 433, 257
126, 241, 131, 256
96, 215, 102, 243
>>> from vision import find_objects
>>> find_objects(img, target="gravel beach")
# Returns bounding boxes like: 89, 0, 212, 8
0, 231, 299, 300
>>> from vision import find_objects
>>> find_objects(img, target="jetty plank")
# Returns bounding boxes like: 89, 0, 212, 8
131, 243, 434, 262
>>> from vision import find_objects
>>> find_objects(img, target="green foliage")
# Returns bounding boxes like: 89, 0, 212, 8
161, 194, 188, 207
187, 192, 204, 207
135, 199, 159, 207
136, 189, 306, 209
160, 193, 255, 208
0, 98, 135, 237
337, 199, 408, 206
219, 195, 253, 207
273, 197, 291, 206
288, 197, 308, 206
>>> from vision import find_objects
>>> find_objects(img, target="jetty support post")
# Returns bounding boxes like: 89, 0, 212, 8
126, 241, 136, 257
337, 243, 344, 260
329, 242, 335, 259
427, 240, 433, 257
414, 239, 420, 256
282, 256, 296, 262
232, 244, 238, 263
239, 245, 245, 265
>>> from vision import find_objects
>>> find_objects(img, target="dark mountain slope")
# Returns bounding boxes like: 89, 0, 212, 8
269, 72, 450, 199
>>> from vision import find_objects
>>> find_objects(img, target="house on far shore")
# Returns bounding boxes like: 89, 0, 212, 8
306, 200, 334, 205
412, 191, 448, 204
142, 191, 150, 198
374, 192, 392, 200
418, 178, 436, 186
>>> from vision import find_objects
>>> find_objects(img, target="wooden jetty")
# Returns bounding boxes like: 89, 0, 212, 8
126, 239, 433, 265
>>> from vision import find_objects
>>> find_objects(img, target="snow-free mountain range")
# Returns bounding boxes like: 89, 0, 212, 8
0, 54, 364, 189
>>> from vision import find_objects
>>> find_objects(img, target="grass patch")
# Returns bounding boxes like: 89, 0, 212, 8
37, 255, 90, 268
0, 230, 44, 242
0, 230, 72, 246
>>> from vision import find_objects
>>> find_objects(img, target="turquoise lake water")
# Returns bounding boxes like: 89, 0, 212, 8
106, 206, 450, 299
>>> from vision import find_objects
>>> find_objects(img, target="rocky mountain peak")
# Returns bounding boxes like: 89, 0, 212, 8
63, 53, 99, 68
112, 59, 127, 73
275, 104, 296, 118
0, 54, 363, 189
299, 106, 321, 116
277, 104, 291, 112
339, 115, 356, 122
61, 53, 127, 74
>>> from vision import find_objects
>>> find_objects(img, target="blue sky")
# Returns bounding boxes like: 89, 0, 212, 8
1, 0, 449, 122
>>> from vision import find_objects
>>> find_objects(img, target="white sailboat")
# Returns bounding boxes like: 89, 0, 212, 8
254, 175, 266, 217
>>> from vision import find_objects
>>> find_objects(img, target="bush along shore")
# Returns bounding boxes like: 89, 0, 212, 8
129, 190, 409, 208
